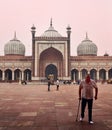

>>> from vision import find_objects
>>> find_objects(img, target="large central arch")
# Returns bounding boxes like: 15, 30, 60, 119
39, 47, 63, 78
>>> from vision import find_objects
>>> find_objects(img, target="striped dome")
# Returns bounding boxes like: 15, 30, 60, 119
77, 33, 98, 56
4, 33, 25, 56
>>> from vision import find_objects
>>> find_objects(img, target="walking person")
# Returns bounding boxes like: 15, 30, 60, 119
56, 79, 60, 90
79, 74, 98, 124
48, 78, 51, 91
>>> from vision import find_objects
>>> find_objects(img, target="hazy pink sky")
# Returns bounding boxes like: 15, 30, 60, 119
0, 0, 112, 56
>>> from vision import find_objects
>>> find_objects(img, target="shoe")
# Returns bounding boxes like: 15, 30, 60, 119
89, 121, 94, 124
80, 117, 83, 122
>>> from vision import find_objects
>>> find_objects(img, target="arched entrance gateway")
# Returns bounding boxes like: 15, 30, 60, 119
39, 47, 63, 80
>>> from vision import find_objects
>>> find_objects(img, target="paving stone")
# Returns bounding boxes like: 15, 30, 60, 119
19, 112, 37, 117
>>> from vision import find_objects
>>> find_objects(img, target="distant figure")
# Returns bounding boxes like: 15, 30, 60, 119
48, 78, 51, 91
21, 80, 27, 85
79, 74, 98, 124
56, 79, 60, 90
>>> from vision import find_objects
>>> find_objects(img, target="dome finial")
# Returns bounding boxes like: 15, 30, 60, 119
86, 32, 88, 40
50, 18, 52, 27
66, 24, 71, 31
104, 51, 109, 56
14, 31, 16, 39
13, 31, 18, 40
31, 24, 36, 30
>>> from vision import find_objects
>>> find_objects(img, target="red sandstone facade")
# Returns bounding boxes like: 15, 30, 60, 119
0, 23, 112, 82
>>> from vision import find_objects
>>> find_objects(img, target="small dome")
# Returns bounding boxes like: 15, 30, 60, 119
41, 19, 62, 37
4, 32, 25, 56
77, 33, 98, 56
104, 52, 109, 56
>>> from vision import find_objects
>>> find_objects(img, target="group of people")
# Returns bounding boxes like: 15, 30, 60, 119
47, 74, 98, 124
48, 78, 59, 91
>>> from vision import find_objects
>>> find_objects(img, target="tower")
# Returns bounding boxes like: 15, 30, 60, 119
31, 25, 36, 76
66, 25, 71, 76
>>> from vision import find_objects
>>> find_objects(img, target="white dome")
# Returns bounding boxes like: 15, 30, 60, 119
41, 20, 62, 37
4, 33, 25, 56
77, 33, 98, 56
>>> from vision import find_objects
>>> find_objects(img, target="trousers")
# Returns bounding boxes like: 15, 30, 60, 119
81, 98, 93, 121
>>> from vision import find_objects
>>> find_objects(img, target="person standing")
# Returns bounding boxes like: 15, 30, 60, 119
56, 79, 60, 90
48, 78, 51, 91
79, 74, 98, 124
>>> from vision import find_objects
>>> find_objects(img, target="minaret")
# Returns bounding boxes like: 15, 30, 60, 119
66, 25, 71, 77
67, 25, 71, 39
31, 24, 36, 42
66, 25, 71, 56
31, 25, 36, 76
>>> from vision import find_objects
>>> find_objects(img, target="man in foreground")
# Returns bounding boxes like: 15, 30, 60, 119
79, 74, 98, 124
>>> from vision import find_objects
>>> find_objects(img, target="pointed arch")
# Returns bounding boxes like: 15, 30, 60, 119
81, 69, 88, 79
71, 69, 79, 81
5, 69, 12, 81
99, 69, 106, 80
0, 70, 2, 80
39, 47, 63, 78
90, 69, 97, 80
40, 47, 63, 60
108, 69, 112, 79
24, 69, 31, 81
14, 69, 21, 81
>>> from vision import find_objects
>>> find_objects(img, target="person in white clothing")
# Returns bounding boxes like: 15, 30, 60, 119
56, 79, 60, 90
79, 74, 98, 124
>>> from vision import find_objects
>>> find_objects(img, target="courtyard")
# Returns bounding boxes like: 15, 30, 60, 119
0, 82, 111, 130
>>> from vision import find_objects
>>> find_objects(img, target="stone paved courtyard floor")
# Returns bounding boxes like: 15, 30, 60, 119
0, 82, 112, 130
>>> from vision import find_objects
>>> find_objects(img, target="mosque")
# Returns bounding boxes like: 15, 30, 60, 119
0, 20, 112, 82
